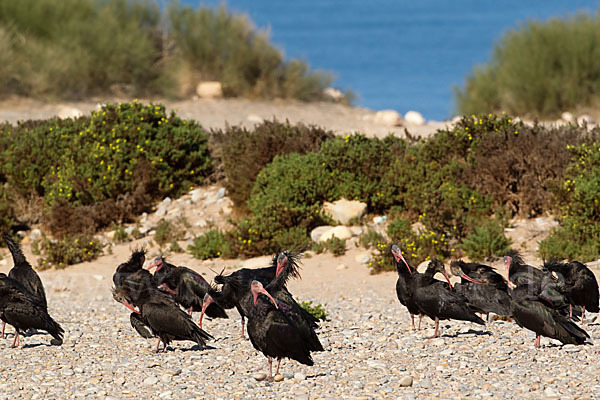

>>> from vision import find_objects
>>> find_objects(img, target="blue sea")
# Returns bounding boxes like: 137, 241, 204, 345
184, 1, 598, 121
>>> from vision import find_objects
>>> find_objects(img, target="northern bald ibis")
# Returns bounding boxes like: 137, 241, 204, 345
2, 232, 47, 338
450, 260, 511, 320
542, 259, 599, 322
412, 259, 485, 337
146, 256, 228, 325
201, 250, 300, 336
390, 244, 423, 329
0, 273, 63, 347
114, 270, 213, 352
510, 283, 589, 347
503, 250, 546, 290
243, 280, 321, 381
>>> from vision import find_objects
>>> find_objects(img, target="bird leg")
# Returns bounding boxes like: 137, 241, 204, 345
267, 356, 273, 381
240, 316, 245, 338
155, 338, 163, 353
418, 314, 423, 330
582, 305, 586, 324
569, 304, 573, 318
410, 314, 415, 330
1, 321, 5, 339
534, 335, 541, 348
432, 317, 440, 338
11, 330, 19, 348
486, 313, 491, 324
275, 358, 282, 376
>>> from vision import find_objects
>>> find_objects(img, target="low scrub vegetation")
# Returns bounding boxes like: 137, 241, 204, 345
0, 0, 336, 102
456, 12, 600, 117
298, 300, 328, 321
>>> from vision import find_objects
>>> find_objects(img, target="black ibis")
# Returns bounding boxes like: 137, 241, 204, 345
146, 256, 228, 323
2, 232, 48, 338
201, 250, 300, 336
390, 244, 423, 329
450, 260, 512, 320
510, 283, 589, 347
114, 270, 213, 352
542, 259, 599, 322
412, 259, 485, 337
0, 273, 63, 347
243, 280, 321, 381
503, 250, 546, 290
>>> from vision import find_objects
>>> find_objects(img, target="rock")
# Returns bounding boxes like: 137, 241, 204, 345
322, 198, 367, 225
240, 256, 273, 269
563, 344, 580, 353
92, 274, 104, 281
247, 114, 264, 124
336, 264, 349, 271
373, 215, 387, 225
57, 105, 83, 119
191, 189, 203, 203
253, 372, 267, 381
124, 226, 135, 235
420, 378, 433, 389
196, 81, 223, 98
355, 251, 371, 264
561, 111, 575, 123
310, 226, 334, 242
273, 374, 284, 382
29, 229, 42, 242
577, 114, 593, 125
323, 87, 344, 102
294, 372, 306, 381
216, 188, 226, 200
350, 226, 363, 236
106, 230, 116, 240
399, 375, 413, 387
374, 109, 403, 126
404, 110, 425, 126
195, 219, 208, 228
143, 376, 159, 386
318, 226, 353, 242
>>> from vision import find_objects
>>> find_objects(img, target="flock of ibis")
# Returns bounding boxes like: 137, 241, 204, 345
0, 229, 599, 381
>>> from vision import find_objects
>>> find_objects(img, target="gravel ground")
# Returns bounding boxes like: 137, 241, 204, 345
0, 260, 599, 400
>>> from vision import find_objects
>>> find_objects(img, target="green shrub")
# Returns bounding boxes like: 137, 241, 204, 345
358, 229, 386, 249
112, 225, 130, 243
272, 226, 311, 253
188, 229, 230, 259
169, 239, 184, 253
459, 219, 512, 261
38, 234, 103, 269
456, 13, 600, 117
154, 219, 185, 249
539, 141, 600, 261
0, 102, 212, 237
311, 237, 346, 257
299, 300, 328, 321
211, 120, 333, 209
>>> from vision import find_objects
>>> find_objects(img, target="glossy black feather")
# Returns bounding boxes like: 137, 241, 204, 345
543, 259, 599, 313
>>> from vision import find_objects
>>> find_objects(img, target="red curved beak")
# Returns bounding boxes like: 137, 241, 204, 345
159, 283, 178, 295
276, 256, 287, 277
146, 259, 163, 272
253, 287, 279, 309
393, 249, 412, 275
461, 273, 485, 285
122, 300, 140, 314
442, 270, 453, 291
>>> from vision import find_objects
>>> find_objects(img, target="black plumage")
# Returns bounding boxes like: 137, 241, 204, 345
450, 260, 512, 319
412, 259, 485, 337
504, 250, 546, 291
147, 256, 228, 322
390, 244, 423, 329
243, 279, 321, 380
542, 259, 599, 320
0, 273, 63, 347
114, 269, 213, 352
510, 283, 590, 347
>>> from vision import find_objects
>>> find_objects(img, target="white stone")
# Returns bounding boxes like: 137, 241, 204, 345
57, 105, 83, 119
143, 376, 159, 386
310, 226, 334, 242
247, 114, 264, 124
240, 256, 273, 269
373, 109, 403, 126
577, 114, 593, 124
404, 110, 426, 126
318, 226, 353, 242
561, 111, 575, 123
216, 187, 226, 199
323, 87, 344, 101
92, 274, 104, 281
336, 264, 349, 270
196, 81, 223, 98
191, 189, 203, 203
253, 372, 267, 381
399, 375, 413, 387
29, 229, 42, 242
154, 206, 167, 218
293, 372, 306, 381
350, 226, 363, 236
322, 198, 367, 225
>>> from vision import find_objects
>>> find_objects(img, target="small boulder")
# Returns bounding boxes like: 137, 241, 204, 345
311, 226, 334, 242
322, 198, 367, 225
323, 87, 344, 102
577, 114, 594, 125
29, 229, 42, 242
318, 226, 353, 242
399, 375, 413, 387
196, 81, 223, 98
374, 109, 403, 126
561, 111, 575, 123
404, 110, 425, 126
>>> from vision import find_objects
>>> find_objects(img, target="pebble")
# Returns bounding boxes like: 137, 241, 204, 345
274, 374, 284, 382
399, 376, 413, 387
294, 373, 306, 381
253, 373, 267, 381
143, 377, 159, 386
420, 378, 433, 389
